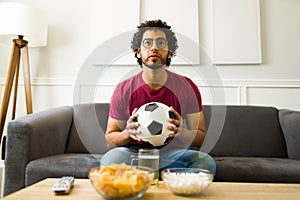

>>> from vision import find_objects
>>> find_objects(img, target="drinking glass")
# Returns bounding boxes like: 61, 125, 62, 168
131, 149, 159, 185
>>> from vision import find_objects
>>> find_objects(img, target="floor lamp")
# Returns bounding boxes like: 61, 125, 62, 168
0, 2, 47, 144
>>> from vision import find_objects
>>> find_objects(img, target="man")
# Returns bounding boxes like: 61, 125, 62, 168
100, 19, 216, 175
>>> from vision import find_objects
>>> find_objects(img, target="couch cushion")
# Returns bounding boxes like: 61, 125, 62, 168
25, 153, 102, 187
66, 103, 110, 154
204, 106, 287, 157
214, 157, 300, 183
279, 109, 300, 160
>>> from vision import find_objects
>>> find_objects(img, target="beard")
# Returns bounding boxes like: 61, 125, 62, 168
142, 57, 167, 70
142, 62, 164, 70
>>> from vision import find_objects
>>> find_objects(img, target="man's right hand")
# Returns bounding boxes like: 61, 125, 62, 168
122, 108, 141, 141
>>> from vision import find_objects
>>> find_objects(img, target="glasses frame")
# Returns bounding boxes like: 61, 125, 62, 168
142, 38, 168, 50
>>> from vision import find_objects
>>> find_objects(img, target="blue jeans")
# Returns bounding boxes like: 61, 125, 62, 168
100, 147, 216, 176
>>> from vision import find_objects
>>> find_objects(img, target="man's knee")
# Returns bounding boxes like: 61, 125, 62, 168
188, 151, 216, 176
100, 147, 134, 166
200, 153, 216, 176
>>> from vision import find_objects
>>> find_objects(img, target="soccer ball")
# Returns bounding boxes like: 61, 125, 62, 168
135, 102, 176, 147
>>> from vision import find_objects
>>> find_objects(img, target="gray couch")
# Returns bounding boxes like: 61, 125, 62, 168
4, 103, 300, 196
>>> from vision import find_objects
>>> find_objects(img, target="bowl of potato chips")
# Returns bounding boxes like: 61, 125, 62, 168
89, 164, 154, 200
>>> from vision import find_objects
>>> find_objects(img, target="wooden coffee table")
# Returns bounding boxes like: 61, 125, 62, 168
2, 178, 300, 199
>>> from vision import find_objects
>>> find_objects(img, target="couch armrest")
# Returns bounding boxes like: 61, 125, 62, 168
279, 109, 300, 160
4, 106, 73, 196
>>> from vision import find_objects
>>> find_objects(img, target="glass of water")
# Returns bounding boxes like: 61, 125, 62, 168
131, 149, 159, 186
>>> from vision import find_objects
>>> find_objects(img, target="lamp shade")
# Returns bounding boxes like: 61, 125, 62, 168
0, 2, 47, 47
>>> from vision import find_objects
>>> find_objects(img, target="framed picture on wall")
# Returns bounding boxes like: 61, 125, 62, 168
210, 0, 262, 64
140, 0, 200, 65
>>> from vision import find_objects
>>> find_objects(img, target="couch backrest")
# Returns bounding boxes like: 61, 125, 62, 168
66, 103, 288, 158
66, 103, 110, 154
203, 105, 287, 158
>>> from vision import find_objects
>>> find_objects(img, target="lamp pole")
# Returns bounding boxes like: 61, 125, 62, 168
0, 36, 33, 142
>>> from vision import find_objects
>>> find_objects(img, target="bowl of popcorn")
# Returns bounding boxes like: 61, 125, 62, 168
89, 163, 154, 200
162, 168, 213, 196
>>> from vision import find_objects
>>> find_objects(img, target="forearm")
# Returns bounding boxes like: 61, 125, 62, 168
178, 128, 206, 148
182, 111, 206, 148
105, 131, 132, 147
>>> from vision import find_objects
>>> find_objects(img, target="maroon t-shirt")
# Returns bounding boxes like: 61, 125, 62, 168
109, 70, 202, 121
109, 70, 202, 148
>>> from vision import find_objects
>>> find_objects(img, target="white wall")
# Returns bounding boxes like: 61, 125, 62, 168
0, 0, 300, 124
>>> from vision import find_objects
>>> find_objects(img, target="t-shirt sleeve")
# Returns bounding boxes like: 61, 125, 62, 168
186, 77, 202, 113
109, 84, 129, 121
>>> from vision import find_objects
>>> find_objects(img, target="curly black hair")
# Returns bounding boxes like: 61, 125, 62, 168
131, 19, 178, 67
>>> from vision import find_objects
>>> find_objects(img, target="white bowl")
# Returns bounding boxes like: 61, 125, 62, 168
162, 168, 213, 196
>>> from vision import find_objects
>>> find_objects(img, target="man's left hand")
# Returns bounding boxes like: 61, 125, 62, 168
167, 107, 184, 137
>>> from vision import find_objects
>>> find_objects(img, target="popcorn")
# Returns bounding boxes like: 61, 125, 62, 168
163, 171, 212, 196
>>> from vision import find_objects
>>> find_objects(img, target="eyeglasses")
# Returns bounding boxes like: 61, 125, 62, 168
142, 38, 168, 49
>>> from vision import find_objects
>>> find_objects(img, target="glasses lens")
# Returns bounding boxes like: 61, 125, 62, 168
156, 38, 167, 49
143, 39, 153, 48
